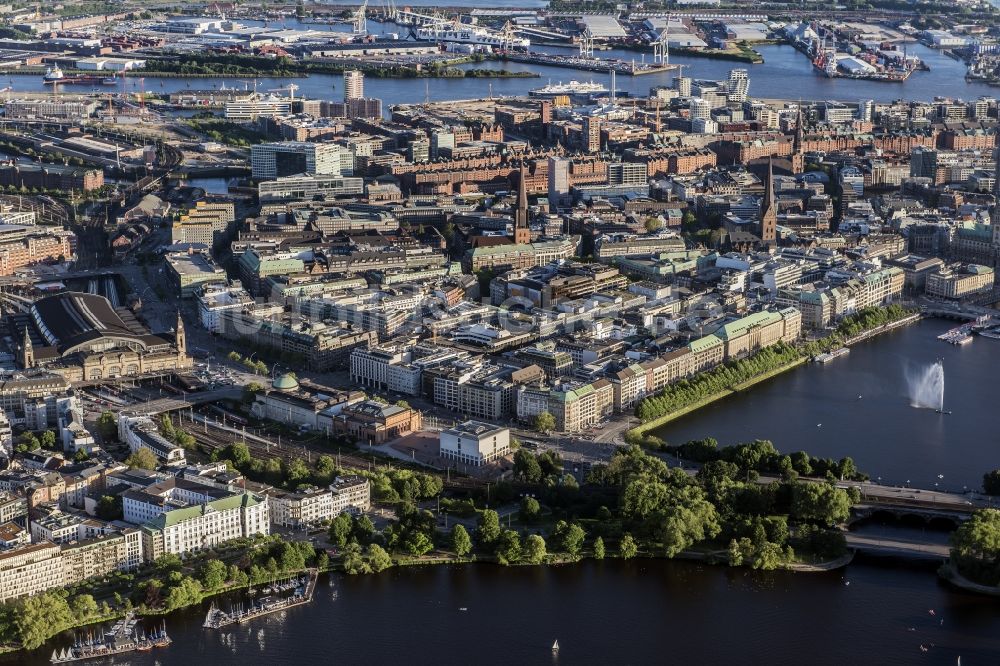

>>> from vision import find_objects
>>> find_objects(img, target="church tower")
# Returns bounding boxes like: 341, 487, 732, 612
174, 311, 186, 356
19, 327, 34, 369
760, 158, 777, 247
791, 103, 805, 175
513, 165, 532, 245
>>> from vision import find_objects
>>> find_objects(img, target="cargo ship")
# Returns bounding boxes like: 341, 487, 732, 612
42, 66, 107, 86
416, 21, 529, 51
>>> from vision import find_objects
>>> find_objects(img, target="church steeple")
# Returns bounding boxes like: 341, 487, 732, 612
794, 103, 804, 154
513, 165, 531, 245
791, 103, 805, 175
20, 326, 34, 369
174, 311, 186, 355
760, 157, 777, 247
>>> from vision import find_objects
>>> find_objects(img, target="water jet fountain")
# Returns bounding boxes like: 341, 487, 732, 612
907, 360, 945, 412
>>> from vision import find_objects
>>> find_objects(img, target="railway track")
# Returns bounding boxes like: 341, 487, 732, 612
190, 417, 487, 492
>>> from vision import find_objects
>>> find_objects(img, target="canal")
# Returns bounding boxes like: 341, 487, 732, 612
653, 318, 1000, 490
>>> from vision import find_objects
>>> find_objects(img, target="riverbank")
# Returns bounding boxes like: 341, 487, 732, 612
939, 562, 1000, 596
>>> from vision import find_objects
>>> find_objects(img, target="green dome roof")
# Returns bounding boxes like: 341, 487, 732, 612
272, 373, 299, 391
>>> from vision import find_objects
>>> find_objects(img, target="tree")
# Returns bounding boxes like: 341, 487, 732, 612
513, 449, 543, 484
593, 536, 605, 560
534, 411, 556, 434
125, 448, 158, 470
495, 529, 522, 565
983, 470, 1000, 496
644, 216, 664, 232
227, 442, 252, 468
314, 455, 336, 483
451, 524, 472, 557
95, 495, 123, 521
243, 382, 264, 404
16, 432, 38, 452
621, 478, 720, 557
16, 592, 73, 649
519, 496, 541, 523
552, 521, 586, 557
97, 411, 117, 439
789, 482, 852, 526
619, 533, 638, 560
199, 560, 228, 590
40, 430, 57, 449
951, 509, 1000, 585
403, 531, 434, 556
352, 515, 376, 545
343, 543, 371, 575
367, 544, 393, 572
477, 509, 501, 548
523, 534, 546, 564
70, 594, 99, 622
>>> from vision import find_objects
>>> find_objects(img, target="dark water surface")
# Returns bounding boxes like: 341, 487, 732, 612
9, 559, 1000, 665
654, 319, 1000, 490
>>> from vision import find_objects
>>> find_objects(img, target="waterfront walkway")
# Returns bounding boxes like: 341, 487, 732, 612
844, 533, 950, 560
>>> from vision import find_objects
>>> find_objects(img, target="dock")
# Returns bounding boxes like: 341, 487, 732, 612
51, 612, 171, 664
203, 570, 318, 629
938, 324, 974, 345
503, 52, 678, 76
813, 347, 850, 363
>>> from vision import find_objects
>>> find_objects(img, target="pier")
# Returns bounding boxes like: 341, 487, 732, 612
51, 612, 171, 664
203, 570, 319, 630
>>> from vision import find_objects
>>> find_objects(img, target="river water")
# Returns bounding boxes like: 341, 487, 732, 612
4, 32, 998, 104
652, 319, 999, 490
8, 559, 1000, 665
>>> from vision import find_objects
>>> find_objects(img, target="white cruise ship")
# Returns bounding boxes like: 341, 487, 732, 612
530, 80, 609, 99
416, 23, 530, 51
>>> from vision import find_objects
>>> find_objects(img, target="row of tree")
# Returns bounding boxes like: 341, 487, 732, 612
801, 305, 914, 356
635, 342, 802, 422
664, 437, 868, 483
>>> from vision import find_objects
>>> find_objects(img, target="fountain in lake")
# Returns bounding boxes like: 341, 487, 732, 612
907, 360, 945, 411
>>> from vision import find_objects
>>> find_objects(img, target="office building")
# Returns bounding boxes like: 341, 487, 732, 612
250, 142, 343, 180
439, 421, 511, 467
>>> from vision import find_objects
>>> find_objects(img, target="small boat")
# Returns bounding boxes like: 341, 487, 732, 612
935, 409, 953, 415
552, 639, 559, 652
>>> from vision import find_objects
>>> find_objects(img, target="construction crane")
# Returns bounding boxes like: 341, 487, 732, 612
653, 25, 670, 65
353, 0, 368, 34
267, 83, 299, 100
578, 29, 595, 59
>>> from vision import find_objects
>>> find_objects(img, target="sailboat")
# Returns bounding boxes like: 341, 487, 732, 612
552, 639, 559, 652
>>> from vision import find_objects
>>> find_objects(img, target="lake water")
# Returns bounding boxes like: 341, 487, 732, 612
653, 319, 1000, 490
9, 558, 1000, 665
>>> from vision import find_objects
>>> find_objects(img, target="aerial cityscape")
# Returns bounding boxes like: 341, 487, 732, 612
0, 0, 1000, 662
